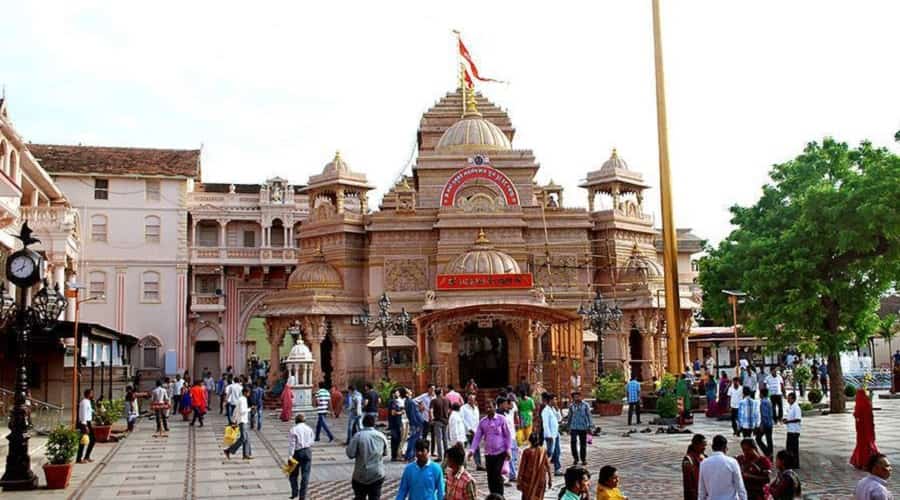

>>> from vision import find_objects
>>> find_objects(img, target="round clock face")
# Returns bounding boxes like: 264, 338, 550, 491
9, 254, 35, 280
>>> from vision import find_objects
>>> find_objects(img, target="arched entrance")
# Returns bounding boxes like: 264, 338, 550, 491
321, 333, 334, 388
629, 325, 643, 381
458, 321, 509, 389
194, 326, 221, 378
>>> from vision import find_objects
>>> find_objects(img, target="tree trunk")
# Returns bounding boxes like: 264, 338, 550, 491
827, 352, 845, 413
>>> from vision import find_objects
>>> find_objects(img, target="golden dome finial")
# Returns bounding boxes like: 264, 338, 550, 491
400, 177, 411, 190
611, 148, 618, 159
334, 150, 342, 162
475, 228, 489, 244
463, 90, 481, 118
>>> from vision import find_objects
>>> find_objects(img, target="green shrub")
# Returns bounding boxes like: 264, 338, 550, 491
793, 365, 812, 388
93, 398, 124, 426
376, 379, 399, 408
655, 373, 679, 418
592, 371, 626, 402
799, 401, 813, 412
845, 384, 858, 398
45, 425, 79, 465
807, 389, 823, 404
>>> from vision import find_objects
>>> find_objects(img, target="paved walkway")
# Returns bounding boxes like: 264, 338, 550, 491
4, 396, 900, 499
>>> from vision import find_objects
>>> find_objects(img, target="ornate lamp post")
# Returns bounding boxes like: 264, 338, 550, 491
1, 223, 68, 491
578, 288, 622, 376
361, 292, 410, 381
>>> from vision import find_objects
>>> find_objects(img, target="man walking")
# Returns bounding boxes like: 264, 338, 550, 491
287, 414, 314, 500
854, 453, 893, 500
783, 392, 802, 468
499, 397, 519, 482
362, 383, 379, 421
541, 393, 562, 475
396, 439, 445, 500
171, 374, 184, 416
224, 386, 252, 459
756, 388, 774, 458
460, 393, 482, 470
698, 435, 748, 500
389, 389, 405, 461
314, 381, 334, 442
216, 373, 226, 414
429, 387, 450, 461
225, 375, 242, 425
347, 414, 389, 500
414, 384, 436, 447
568, 391, 592, 466
189, 379, 207, 427
250, 379, 265, 430
626, 373, 641, 426
469, 400, 512, 495
737, 387, 759, 438
151, 380, 169, 437
728, 377, 743, 436
765, 367, 784, 421
404, 388, 424, 462
682, 434, 707, 500
346, 385, 363, 443
76, 389, 96, 463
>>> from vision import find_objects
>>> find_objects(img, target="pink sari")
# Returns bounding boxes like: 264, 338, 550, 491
280, 387, 294, 421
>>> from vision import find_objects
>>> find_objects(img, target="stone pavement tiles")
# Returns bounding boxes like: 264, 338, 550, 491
41, 396, 900, 499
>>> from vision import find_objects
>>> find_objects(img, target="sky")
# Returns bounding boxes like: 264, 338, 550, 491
2, 1, 898, 245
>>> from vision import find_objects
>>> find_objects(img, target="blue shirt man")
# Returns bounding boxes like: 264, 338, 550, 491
626, 378, 641, 404
396, 439, 444, 500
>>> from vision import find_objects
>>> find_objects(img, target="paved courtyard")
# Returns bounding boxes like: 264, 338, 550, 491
6, 395, 900, 499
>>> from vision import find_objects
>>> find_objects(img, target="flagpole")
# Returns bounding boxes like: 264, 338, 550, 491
453, 30, 466, 116
652, 0, 684, 374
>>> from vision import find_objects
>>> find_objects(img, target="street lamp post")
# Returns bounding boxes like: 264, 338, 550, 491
723, 290, 747, 371
0, 223, 68, 491
361, 293, 410, 382
578, 289, 623, 376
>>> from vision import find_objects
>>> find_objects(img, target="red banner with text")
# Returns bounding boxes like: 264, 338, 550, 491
436, 273, 533, 290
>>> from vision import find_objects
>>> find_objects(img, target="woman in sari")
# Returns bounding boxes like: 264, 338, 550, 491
675, 375, 692, 424
279, 384, 294, 421
705, 373, 718, 417
850, 388, 879, 469
179, 386, 192, 421
717, 371, 731, 416
517, 432, 552, 499
330, 385, 343, 418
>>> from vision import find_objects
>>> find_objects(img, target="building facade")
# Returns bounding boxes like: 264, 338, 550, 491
31, 144, 199, 385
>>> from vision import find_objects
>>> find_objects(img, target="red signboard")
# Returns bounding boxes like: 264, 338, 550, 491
440, 165, 520, 207
436, 273, 533, 290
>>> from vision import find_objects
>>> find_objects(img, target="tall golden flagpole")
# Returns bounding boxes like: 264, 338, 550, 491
652, 0, 683, 374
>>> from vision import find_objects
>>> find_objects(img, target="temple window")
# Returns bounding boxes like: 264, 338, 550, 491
94, 178, 109, 200
141, 271, 161, 302
145, 215, 161, 243
90, 214, 108, 242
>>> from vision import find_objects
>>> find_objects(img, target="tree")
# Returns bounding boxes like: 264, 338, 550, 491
699, 137, 900, 413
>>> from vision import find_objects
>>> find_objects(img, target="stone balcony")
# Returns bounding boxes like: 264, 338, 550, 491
189, 245, 299, 267
190, 294, 225, 313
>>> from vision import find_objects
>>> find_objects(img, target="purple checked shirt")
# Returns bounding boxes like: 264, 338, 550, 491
469, 413, 511, 456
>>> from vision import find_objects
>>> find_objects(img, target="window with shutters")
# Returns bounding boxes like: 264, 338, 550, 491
145, 179, 160, 201
243, 230, 255, 247
141, 271, 161, 303
88, 271, 107, 300
94, 179, 109, 200
195, 275, 219, 294
145, 215, 161, 243
91, 215, 108, 242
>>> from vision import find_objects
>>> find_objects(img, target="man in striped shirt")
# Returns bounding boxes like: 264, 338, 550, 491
315, 381, 334, 442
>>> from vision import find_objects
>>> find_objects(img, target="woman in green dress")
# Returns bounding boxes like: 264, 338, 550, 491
675, 374, 692, 424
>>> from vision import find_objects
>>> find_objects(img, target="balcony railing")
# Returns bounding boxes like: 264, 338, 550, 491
191, 294, 225, 312
0, 388, 64, 436
189, 246, 298, 264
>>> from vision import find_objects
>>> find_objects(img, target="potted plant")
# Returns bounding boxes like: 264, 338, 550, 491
43, 425, 79, 489
592, 371, 626, 416
376, 379, 398, 420
93, 398, 124, 442
792, 364, 812, 395
807, 388, 823, 404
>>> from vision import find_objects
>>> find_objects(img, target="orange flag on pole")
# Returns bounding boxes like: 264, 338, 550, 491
458, 37, 506, 84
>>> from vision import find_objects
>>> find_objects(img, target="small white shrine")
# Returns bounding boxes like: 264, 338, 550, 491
285, 336, 315, 413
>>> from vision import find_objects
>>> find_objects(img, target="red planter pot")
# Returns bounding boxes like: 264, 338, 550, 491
93, 425, 113, 442
593, 402, 623, 416
43, 463, 73, 489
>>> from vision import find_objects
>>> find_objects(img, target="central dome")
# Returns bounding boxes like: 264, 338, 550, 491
446, 229, 521, 274
435, 92, 512, 154
287, 247, 343, 289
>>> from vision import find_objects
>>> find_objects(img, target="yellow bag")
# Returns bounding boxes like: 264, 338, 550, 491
515, 428, 526, 446
80, 433, 89, 446
223, 425, 239, 447
281, 457, 298, 476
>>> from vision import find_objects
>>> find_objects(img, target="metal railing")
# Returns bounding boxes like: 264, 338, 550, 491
0, 388, 65, 436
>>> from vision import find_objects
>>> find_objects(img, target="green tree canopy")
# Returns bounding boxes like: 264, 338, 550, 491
699, 137, 900, 412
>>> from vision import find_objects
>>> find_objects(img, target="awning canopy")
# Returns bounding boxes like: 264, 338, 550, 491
366, 335, 418, 349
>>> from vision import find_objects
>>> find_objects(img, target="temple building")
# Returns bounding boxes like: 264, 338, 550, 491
185, 87, 703, 393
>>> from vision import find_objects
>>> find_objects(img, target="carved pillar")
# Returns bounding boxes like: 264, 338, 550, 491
217, 219, 228, 248
304, 315, 326, 385
192, 219, 199, 246
587, 189, 595, 212
265, 317, 287, 387
523, 321, 534, 384
336, 188, 345, 214
415, 321, 427, 392
360, 193, 368, 214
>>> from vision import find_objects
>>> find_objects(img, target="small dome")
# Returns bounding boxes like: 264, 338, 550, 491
435, 92, 511, 153
446, 229, 521, 274
322, 150, 349, 176
287, 247, 343, 289
600, 148, 629, 173
618, 243, 663, 284
287, 337, 312, 362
